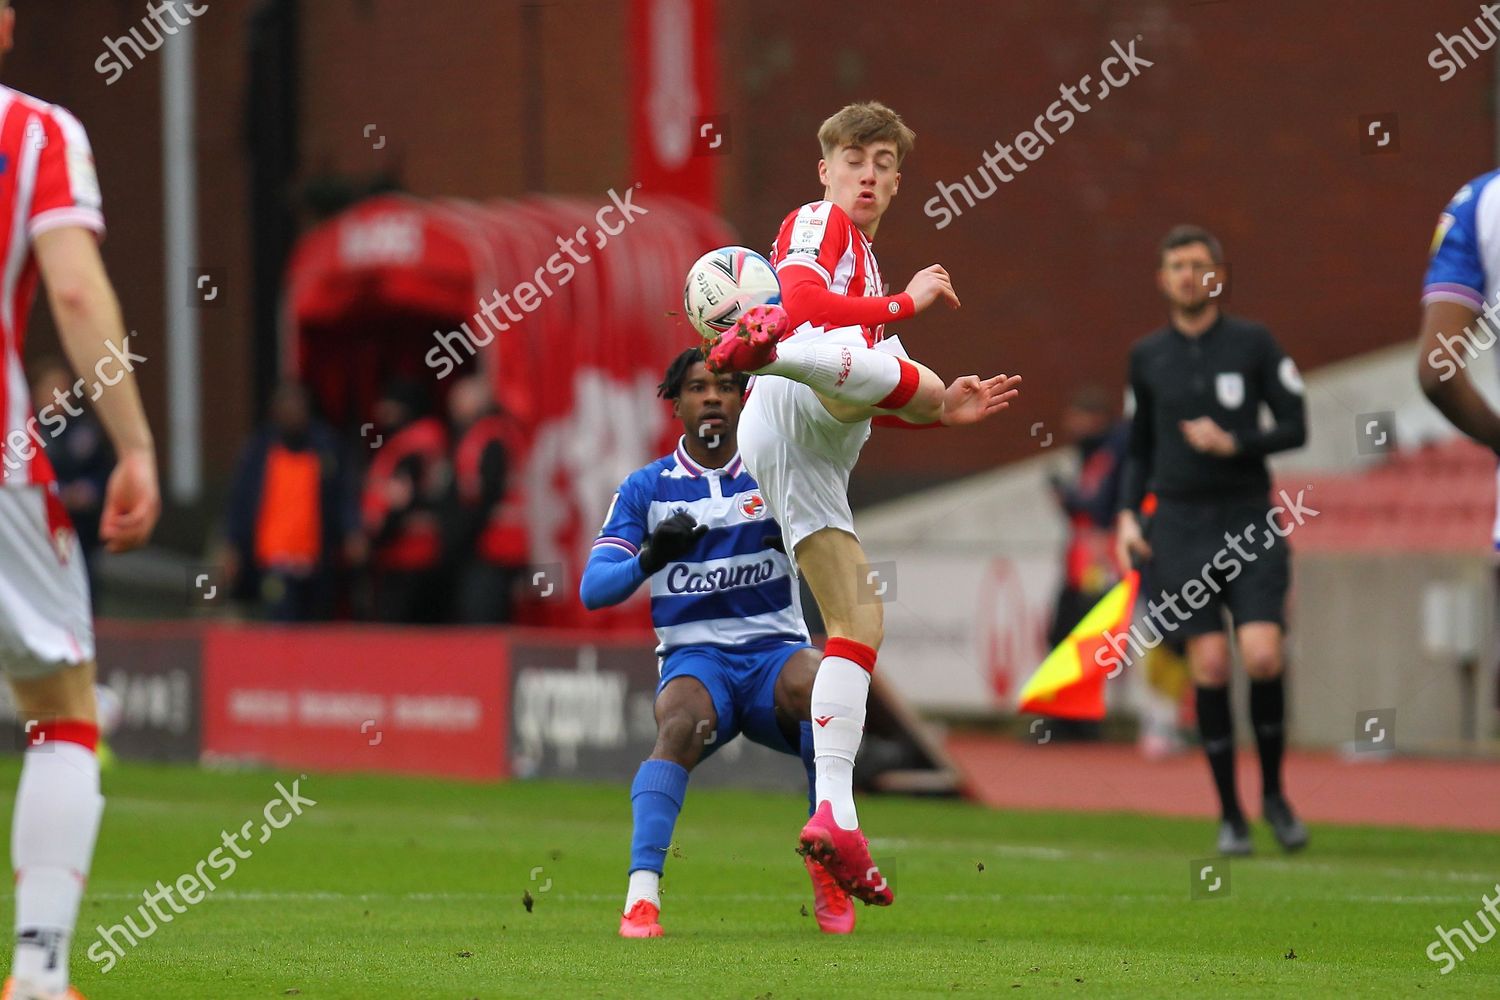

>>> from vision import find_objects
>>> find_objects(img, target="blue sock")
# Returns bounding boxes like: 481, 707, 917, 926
629, 759, 689, 875
799, 721, 817, 818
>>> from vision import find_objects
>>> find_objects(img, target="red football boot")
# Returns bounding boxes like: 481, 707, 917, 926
618, 899, 664, 938
798, 800, 894, 906
705, 304, 787, 373
804, 853, 856, 933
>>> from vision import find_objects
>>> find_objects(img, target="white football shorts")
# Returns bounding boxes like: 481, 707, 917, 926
0, 486, 94, 680
737, 326, 909, 571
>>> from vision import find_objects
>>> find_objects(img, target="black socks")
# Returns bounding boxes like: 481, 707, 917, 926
1249, 676, 1286, 800
1195, 684, 1242, 823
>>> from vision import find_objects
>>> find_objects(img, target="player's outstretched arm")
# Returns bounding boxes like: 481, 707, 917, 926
1418, 300, 1500, 450
937, 373, 1021, 426
778, 262, 959, 333
35, 226, 159, 552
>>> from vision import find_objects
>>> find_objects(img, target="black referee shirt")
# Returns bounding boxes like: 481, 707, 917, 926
1120, 313, 1307, 510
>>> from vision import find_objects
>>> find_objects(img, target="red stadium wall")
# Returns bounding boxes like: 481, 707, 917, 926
0, 1, 1492, 506
718, 0, 1497, 499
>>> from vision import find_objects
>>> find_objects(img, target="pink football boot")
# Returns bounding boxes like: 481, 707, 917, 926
804, 853, 856, 933
705, 304, 788, 373
798, 800, 894, 907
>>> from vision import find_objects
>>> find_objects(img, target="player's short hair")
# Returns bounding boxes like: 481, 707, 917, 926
1159, 225, 1223, 265
657, 347, 748, 400
818, 102, 915, 166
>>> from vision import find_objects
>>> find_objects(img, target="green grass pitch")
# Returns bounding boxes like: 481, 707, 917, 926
19, 759, 1498, 998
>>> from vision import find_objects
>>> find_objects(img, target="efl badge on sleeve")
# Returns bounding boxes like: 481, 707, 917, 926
1430, 212, 1456, 258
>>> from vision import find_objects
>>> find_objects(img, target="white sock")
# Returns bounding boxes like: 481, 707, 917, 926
12, 741, 103, 993
758, 343, 905, 406
625, 870, 660, 911
811, 653, 872, 830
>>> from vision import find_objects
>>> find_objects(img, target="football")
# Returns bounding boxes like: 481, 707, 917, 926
682, 245, 782, 342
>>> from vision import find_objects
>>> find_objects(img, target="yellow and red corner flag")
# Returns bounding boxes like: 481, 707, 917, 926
1018, 570, 1140, 721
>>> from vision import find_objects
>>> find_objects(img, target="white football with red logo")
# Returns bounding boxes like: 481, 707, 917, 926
683, 246, 782, 342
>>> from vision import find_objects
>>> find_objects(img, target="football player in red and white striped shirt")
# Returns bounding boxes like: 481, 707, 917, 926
708, 102, 1021, 908
0, 4, 160, 998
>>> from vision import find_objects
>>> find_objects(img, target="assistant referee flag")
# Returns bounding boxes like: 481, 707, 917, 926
1018, 571, 1141, 720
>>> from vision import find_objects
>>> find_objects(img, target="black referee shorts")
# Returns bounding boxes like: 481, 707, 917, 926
1145, 496, 1290, 638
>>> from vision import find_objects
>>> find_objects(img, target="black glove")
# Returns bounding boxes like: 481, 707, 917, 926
639, 511, 708, 574
763, 532, 786, 554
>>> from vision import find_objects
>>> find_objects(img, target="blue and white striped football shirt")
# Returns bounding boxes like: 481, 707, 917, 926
1423, 169, 1500, 549
589, 437, 809, 654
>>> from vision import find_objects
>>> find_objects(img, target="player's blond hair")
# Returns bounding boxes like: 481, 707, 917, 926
818, 102, 915, 166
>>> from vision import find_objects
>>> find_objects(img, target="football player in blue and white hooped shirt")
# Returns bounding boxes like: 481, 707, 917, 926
1420, 169, 1500, 528
580, 347, 855, 939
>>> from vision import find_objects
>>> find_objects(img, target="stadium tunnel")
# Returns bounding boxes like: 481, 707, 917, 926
279, 192, 737, 626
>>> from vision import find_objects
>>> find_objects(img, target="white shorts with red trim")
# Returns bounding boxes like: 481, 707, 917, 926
738, 325, 879, 570
0, 486, 94, 679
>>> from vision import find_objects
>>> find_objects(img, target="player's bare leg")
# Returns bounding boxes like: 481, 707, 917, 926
773, 650, 854, 933
620, 677, 716, 938
790, 528, 893, 906
6, 663, 100, 1000
1238, 622, 1306, 852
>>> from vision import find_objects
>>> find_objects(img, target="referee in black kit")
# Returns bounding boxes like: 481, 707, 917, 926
1115, 226, 1310, 856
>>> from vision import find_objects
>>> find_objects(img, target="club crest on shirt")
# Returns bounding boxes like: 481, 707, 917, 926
50, 525, 75, 565
739, 491, 766, 520
1215, 372, 1245, 410
41, 488, 75, 565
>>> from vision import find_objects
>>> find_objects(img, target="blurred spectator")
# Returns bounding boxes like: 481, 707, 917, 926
30, 357, 112, 595
1034, 388, 1129, 743
1046, 386, 1129, 646
222, 381, 361, 621
362, 379, 450, 623
445, 376, 526, 624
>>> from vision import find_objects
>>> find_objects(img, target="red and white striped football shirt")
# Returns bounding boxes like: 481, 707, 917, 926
770, 200, 895, 346
0, 87, 105, 487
